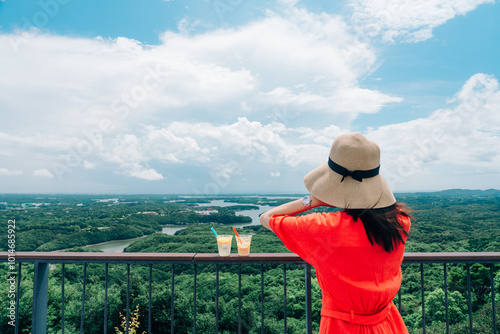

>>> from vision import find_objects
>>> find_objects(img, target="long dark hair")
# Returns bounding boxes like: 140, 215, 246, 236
344, 202, 412, 252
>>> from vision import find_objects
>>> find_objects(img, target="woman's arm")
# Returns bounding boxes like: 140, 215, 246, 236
259, 195, 331, 231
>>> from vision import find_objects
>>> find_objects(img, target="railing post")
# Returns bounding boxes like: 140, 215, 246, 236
80, 263, 87, 334
193, 263, 197, 334
304, 264, 312, 334
171, 264, 175, 334
466, 264, 473, 334
283, 264, 287, 334
490, 265, 497, 334
420, 263, 426, 334
15, 263, 22, 334
32, 262, 49, 334
444, 263, 450, 334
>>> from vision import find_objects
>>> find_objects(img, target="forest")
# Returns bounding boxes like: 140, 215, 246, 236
0, 191, 499, 333
0, 194, 258, 252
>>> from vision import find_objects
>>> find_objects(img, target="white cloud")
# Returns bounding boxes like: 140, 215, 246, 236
33, 169, 55, 178
177, 18, 204, 35
258, 86, 402, 114
367, 73, 500, 189
270, 171, 281, 177
0, 5, 399, 179
298, 124, 347, 146
102, 117, 333, 180
103, 134, 164, 180
154, 8, 386, 117
0, 131, 77, 150
83, 160, 97, 169
278, 0, 299, 6
0, 3, 413, 188
0, 168, 23, 176
122, 164, 165, 181
348, 0, 495, 42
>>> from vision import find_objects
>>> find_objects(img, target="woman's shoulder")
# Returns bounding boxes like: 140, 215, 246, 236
301, 210, 354, 229
397, 214, 412, 233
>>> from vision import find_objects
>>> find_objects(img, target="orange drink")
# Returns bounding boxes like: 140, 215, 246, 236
236, 235, 252, 256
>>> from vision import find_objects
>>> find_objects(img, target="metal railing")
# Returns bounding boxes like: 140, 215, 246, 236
1, 252, 499, 334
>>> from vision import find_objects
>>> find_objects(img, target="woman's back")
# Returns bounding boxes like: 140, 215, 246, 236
269, 210, 411, 333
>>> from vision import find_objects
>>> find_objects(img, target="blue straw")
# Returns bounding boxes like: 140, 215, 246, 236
211, 227, 218, 237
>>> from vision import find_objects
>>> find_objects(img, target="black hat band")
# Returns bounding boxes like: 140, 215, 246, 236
328, 158, 380, 182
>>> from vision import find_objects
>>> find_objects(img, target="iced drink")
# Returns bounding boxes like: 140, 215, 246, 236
237, 235, 252, 256
217, 235, 233, 257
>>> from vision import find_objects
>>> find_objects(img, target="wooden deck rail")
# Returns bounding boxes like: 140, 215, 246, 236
4, 251, 500, 263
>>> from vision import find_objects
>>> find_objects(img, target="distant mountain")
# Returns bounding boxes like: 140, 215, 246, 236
396, 188, 500, 197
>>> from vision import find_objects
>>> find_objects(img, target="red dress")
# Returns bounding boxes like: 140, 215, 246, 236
269, 210, 411, 334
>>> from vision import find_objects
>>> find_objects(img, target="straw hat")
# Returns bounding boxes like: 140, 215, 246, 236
304, 133, 396, 209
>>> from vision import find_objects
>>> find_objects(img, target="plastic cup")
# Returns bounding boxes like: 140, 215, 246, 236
216, 235, 233, 257
236, 235, 252, 256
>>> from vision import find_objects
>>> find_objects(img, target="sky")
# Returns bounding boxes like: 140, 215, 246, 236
0, 0, 499, 194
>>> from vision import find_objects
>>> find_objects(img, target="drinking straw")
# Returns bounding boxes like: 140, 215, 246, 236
232, 227, 242, 244
211, 227, 218, 237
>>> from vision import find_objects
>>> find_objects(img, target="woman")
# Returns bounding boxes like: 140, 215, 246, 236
260, 133, 411, 334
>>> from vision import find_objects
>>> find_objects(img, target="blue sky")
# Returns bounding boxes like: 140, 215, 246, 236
1, 0, 499, 194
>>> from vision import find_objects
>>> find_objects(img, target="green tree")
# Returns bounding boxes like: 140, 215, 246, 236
421, 288, 467, 326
